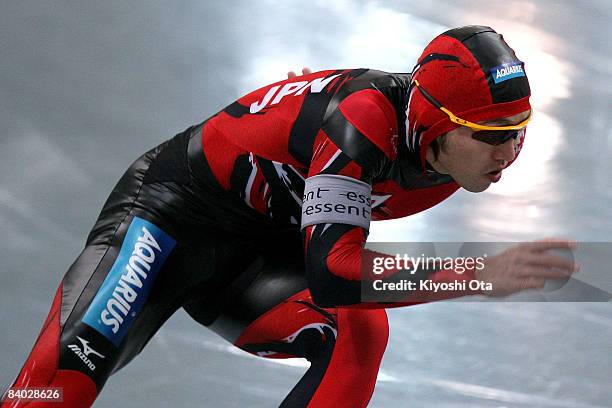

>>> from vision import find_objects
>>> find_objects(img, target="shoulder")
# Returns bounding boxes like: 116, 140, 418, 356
322, 86, 399, 171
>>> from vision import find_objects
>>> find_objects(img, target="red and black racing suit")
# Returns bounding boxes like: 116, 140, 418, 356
2, 69, 480, 408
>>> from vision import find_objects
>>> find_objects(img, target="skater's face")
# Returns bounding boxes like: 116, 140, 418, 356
426, 110, 531, 193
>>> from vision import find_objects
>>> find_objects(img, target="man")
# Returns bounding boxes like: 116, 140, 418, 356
2, 25, 576, 408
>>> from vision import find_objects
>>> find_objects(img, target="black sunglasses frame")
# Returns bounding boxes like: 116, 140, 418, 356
471, 129, 524, 146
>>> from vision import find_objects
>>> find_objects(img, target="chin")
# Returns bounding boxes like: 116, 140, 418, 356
461, 180, 491, 193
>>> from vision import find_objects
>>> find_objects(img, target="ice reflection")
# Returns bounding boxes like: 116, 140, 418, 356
488, 111, 561, 197
369, 213, 428, 242
239, 2, 444, 92
340, 4, 443, 71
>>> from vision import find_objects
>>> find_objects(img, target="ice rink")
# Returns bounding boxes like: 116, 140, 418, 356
1, 1, 610, 407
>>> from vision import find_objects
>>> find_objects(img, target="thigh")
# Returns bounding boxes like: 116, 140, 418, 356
59, 212, 180, 385
234, 289, 338, 360
7, 126, 260, 406
57, 131, 221, 388
181, 237, 389, 408
183, 231, 308, 344
235, 295, 389, 408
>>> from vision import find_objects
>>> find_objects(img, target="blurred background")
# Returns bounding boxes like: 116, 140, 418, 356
1, 0, 610, 407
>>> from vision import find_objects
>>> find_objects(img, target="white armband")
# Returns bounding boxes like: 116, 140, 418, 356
301, 174, 372, 230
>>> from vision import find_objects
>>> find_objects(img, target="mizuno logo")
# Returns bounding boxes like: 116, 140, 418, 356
68, 336, 104, 371
77, 336, 105, 358
82, 217, 176, 346
250, 74, 341, 113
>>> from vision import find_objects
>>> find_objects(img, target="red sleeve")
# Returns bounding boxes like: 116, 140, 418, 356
303, 90, 481, 308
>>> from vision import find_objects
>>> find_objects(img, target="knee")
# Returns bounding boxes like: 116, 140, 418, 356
340, 308, 389, 361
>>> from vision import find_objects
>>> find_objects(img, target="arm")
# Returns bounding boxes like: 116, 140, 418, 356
302, 89, 481, 308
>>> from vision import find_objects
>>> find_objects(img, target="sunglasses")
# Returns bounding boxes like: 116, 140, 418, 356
412, 79, 531, 146
471, 128, 526, 146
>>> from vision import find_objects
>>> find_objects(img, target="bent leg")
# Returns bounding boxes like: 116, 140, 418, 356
233, 289, 389, 408
183, 235, 390, 408
1, 211, 183, 408
2, 129, 218, 407
305, 306, 389, 408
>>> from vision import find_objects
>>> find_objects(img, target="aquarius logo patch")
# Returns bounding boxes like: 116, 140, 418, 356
490, 61, 525, 84
82, 217, 176, 346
